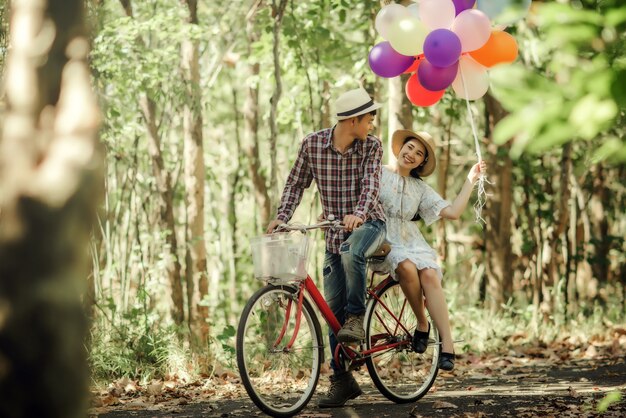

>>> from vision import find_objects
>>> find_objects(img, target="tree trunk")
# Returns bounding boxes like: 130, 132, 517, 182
572, 172, 596, 300
483, 94, 513, 312
436, 104, 453, 263
268, 0, 288, 206
566, 171, 579, 317
182, 0, 208, 345
548, 144, 571, 315
0, 0, 101, 416
320, 80, 331, 129
244, 0, 271, 230
226, 84, 242, 324
384, 0, 413, 161
138, 96, 185, 324
120, 0, 185, 325
589, 163, 610, 284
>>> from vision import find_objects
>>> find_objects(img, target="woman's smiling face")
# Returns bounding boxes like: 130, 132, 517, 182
398, 138, 427, 171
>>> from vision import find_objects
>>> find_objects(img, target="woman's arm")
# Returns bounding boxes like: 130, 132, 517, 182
440, 161, 486, 220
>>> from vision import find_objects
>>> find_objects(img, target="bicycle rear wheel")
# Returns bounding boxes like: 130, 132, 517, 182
364, 279, 439, 403
236, 284, 323, 417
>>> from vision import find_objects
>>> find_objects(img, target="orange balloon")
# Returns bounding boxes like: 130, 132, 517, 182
469, 31, 518, 68
405, 70, 445, 107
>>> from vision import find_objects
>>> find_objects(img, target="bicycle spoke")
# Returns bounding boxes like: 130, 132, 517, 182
365, 280, 439, 403
237, 286, 322, 417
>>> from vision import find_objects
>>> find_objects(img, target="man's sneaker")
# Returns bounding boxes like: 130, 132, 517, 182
318, 372, 362, 408
337, 314, 365, 343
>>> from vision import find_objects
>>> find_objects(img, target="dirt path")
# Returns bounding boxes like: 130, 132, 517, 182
93, 354, 625, 418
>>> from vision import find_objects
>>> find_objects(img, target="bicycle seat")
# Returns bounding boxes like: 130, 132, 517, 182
367, 241, 391, 263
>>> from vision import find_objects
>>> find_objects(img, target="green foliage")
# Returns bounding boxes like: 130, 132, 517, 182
598, 391, 623, 413
490, 1, 626, 162
213, 325, 237, 369
78, 0, 626, 384
89, 320, 185, 383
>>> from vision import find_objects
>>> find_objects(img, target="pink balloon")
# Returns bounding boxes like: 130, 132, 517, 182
419, 0, 455, 30
451, 9, 492, 52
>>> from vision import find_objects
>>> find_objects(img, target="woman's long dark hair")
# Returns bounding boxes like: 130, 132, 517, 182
403, 136, 427, 179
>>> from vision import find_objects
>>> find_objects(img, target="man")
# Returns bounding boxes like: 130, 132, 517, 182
266, 87, 386, 408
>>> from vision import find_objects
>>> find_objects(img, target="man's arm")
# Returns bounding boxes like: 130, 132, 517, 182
353, 138, 383, 221
267, 140, 313, 232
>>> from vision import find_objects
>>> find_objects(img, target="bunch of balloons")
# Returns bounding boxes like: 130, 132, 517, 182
369, 0, 530, 107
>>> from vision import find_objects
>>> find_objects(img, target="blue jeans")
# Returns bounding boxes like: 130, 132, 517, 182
323, 219, 386, 372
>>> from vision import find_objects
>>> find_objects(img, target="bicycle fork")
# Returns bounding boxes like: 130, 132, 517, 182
271, 282, 306, 353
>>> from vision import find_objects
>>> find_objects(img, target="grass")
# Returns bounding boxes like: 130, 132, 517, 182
88, 278, 625, 385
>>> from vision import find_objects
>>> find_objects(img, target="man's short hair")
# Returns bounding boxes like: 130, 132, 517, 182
356, 110, 377, 121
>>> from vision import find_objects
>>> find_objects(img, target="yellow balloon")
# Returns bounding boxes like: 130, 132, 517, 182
387, 16, 429, 57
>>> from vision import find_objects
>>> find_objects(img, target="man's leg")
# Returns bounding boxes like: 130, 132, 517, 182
337, 220, 386, 342
318, 252, 362, 408
321, 251, 345, 373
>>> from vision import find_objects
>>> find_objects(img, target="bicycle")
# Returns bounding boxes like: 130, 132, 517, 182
236, 220, 441, 417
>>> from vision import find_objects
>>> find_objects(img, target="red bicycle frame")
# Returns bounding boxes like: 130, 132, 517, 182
272, 272, 413, 367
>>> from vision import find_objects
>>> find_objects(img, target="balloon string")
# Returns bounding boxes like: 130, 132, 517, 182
459, 63, 489, 225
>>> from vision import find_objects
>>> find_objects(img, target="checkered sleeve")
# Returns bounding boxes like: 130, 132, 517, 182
276, 139, 313, 222
354, 138, 383, 221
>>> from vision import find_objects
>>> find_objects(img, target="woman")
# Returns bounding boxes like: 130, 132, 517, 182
378, 129, 486, 371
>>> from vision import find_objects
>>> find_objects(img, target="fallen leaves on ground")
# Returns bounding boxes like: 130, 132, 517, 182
89, 327, 626, 417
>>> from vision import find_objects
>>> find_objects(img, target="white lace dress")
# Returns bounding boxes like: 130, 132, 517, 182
378, 166, 451, 280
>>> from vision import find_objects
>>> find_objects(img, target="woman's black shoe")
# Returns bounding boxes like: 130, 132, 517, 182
438, 352, 455, 371
412, 323, 430, 353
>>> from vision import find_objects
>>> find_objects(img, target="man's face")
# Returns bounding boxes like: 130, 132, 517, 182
354, 113, 375, 140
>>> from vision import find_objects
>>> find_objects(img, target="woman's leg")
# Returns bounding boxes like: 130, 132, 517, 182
395, 260, 428, 332
419, 269, 454, 353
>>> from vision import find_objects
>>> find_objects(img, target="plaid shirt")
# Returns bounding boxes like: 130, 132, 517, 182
276, 127, 386, 254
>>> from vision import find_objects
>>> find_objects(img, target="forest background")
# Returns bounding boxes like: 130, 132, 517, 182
0, 0, 624, 406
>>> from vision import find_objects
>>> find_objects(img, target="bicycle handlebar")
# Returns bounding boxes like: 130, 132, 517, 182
275, 220, 345, 233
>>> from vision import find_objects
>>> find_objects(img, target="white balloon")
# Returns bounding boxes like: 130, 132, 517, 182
387, 16, 429, 56
452, 56, 490, 100
419, 0, 456, 30
375, 4, 411, 40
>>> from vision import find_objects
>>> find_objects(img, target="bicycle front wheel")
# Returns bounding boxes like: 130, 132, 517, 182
236, 284, 323, 417
365, 279, 439, 403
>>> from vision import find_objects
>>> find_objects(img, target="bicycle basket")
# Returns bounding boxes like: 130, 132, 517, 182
250, 232, 310, 282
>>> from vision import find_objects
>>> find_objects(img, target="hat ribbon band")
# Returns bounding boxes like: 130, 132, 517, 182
337, 100, 374, 117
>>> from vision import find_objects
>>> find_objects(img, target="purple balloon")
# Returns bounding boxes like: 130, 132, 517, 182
452, 0, 476, 15
423, 29, 462, 68
417, 60, 459, 91
369, 42, 414, 78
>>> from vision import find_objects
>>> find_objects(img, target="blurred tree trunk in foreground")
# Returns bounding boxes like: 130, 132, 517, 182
0, 0, 101, 416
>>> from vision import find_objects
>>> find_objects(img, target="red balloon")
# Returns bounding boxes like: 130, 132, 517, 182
405, 70, 445, 107
402, 54, 425, 74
